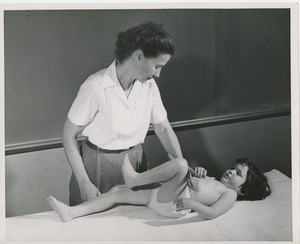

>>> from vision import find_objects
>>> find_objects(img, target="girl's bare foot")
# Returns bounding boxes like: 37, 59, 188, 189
47, 196, 74, 222
122, 154, 139, 188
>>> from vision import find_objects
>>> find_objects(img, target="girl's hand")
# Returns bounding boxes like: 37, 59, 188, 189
194, 167, 207, 178
174, 197, 192, 211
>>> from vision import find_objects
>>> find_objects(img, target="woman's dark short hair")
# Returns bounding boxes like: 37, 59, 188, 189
114, 21, 175, 63
235, 158, 271, 201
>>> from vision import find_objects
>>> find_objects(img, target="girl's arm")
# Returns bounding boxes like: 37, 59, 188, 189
174, 190, 237, 220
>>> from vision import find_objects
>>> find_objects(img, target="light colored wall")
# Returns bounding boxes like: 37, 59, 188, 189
5, 116, 291, 217
5, 148, 72, 217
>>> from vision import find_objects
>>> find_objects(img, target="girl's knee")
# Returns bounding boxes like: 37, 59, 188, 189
109, 185, 126, 194
174, 158, 188, 175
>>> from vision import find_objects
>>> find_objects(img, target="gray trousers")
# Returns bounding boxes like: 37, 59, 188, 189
69, 139, 149, 206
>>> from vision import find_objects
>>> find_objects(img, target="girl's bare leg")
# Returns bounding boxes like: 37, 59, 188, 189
47, 185, 152, 222
122, 155, 189, 203
122, 155, 188, 187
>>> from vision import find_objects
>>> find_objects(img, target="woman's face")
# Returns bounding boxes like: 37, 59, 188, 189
220, 164, 249, 194
137, 53, 171, 83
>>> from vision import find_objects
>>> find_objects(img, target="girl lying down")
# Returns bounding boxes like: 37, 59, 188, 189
48, 156, 271, 222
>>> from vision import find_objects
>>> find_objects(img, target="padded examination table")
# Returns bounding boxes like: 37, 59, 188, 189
6, 169, 293, 242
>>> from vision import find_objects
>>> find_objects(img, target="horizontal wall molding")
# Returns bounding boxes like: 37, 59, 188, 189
5, 108, 290, 155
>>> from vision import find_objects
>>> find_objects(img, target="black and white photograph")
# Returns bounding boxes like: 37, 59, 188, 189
1, 1, 299, 243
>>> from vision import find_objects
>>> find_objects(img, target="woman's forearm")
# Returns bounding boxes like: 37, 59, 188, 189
154, 119, 183, 158
62, 118, 90, 184
63, 136, 90, 184
158, 131, 183, 158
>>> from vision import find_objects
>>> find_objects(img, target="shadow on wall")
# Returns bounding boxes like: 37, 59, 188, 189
143, 116, 291, 179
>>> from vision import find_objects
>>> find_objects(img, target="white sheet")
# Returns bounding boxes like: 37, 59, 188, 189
6, 169, 293, 242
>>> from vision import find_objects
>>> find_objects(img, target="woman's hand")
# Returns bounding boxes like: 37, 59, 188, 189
79, 180, 101, 202
194, 167, 207, 178
174, 197, 193, 211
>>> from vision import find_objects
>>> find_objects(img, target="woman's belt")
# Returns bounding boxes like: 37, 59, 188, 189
85, 140, 135, 154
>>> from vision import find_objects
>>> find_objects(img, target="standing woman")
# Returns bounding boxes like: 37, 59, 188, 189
63, 21, 183, 206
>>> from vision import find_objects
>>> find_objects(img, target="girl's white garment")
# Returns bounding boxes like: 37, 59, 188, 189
147, 183, 192, 218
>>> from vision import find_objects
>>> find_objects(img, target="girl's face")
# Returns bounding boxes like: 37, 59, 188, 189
137, 53, 171, 83
220, 164, 249, 194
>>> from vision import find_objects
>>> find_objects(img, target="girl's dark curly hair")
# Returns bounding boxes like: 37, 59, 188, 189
235, 158, 271, 201
114, 21, 175, 63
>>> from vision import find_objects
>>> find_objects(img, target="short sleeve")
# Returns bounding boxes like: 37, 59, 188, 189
150, 81, 167, 124
68, 78, 99, 126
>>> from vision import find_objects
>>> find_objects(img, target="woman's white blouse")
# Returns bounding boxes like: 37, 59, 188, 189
68, 61, 167, 150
